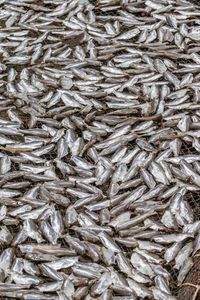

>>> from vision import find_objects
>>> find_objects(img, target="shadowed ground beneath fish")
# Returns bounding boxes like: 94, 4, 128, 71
178, 252, 200, 300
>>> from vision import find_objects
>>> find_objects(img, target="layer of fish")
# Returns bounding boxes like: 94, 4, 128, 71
0, 0, 200, 299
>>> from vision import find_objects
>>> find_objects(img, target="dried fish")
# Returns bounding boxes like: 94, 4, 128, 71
0, 0, 199, 299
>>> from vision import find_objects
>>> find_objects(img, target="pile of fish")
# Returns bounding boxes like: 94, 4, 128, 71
0, 0, 200, 299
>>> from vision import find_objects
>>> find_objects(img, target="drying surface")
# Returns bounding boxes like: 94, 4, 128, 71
0, 0, 200, 299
